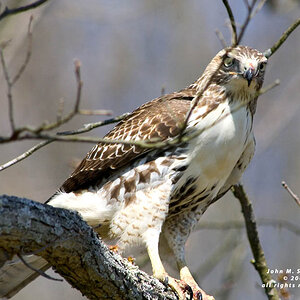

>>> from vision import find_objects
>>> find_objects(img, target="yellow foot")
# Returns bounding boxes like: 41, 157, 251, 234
127, 256, 135, 265
109, 245, 119, 253
157, 274, 214, 300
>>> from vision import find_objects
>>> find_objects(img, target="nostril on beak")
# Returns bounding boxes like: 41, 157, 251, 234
243, 68, 254, 87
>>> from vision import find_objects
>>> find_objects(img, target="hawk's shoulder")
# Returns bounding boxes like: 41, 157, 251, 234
59, 88, 196, 193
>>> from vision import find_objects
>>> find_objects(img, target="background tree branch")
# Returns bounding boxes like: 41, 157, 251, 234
232, 184, 280, 300
264, 17, 300, 58
0, 194, 177, 300
0, 0, 50, 21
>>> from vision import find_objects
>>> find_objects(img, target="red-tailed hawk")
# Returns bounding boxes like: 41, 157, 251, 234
0, 46, 267, 300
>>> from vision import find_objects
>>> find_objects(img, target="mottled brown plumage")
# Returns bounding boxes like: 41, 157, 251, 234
60, 91, 195, 193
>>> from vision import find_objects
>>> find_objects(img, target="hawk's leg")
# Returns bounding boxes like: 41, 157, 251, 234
146, 229, 192, 299
163, 210, 215, 300
146, 231, 167, 280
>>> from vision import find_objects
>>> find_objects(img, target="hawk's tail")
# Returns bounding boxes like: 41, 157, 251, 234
0, 255, 50, 298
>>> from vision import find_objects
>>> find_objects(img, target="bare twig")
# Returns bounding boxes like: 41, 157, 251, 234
215, 29, 227, 48
11, 16, 34, 85
222, 0, 237, 45
74, 60, 82, 113
57, 113, 130, 136
222, 0, 266, 46
78, 109, 112, 116
17, 254, 62, 282
56, 98, 65, 122
281, 181, 300, 207
257, 79, 280, 96
222, 0, 289, 55
0, 114, 138, 171
16, 59, 109, 134
243, 0, 250, 10
8, 60, 84, 138
0, 140, 53, 171
264, 18, 300, 58
251, 0, 268, 19
232, 184, 280, 300
237, 0, 258, 44
0, 46, 14, 132
0, 16, 34, 133
23, 60, 82, 133
0, 0, 49, 22
0, 53, 120, 171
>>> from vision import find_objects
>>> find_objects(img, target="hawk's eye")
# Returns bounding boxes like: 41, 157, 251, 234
259, 62, 266, 72
223, 57, 235, 68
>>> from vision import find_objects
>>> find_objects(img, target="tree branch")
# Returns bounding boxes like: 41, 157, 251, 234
221, 0, 267, 46
0, 0, 50, 22
57, 113, 130, 136
0, 54, 121, 171
11, 16, 34, 85
281, 181, 300, 207
264, 18, 300, 58
0, 45, 15, 132
231, 184, 279, 300
215, 29, 227, 48
221, 0, 237, 45
0, 194, 177, 300
237, 0, 258, 44
0, 140, 53, 171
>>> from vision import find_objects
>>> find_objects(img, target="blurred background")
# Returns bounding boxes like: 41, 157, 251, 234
0, 0, 299, 299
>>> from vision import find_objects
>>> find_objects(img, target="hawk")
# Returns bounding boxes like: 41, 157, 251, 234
0, 46, 267, 299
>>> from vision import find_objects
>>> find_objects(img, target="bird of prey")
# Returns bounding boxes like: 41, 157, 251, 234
0, 45, 267, 300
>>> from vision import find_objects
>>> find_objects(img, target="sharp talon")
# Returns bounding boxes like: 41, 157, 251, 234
161, 276, 171, 292
196, 291, 203, 300
183, 284, 193, 300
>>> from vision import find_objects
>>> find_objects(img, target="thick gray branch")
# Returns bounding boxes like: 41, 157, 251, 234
0, 195, 177, 300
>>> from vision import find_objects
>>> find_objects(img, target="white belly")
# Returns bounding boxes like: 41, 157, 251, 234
176, 100, 252, 198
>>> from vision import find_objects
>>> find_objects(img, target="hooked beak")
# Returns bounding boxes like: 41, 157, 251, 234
243, 68, 255, 87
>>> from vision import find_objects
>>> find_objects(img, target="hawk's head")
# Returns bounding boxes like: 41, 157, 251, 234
202, 45, 268, 100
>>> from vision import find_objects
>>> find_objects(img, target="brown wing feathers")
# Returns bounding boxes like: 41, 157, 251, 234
59, 89, 195, 193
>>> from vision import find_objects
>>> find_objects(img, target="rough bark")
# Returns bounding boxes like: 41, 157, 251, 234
0, 194, 177, 300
